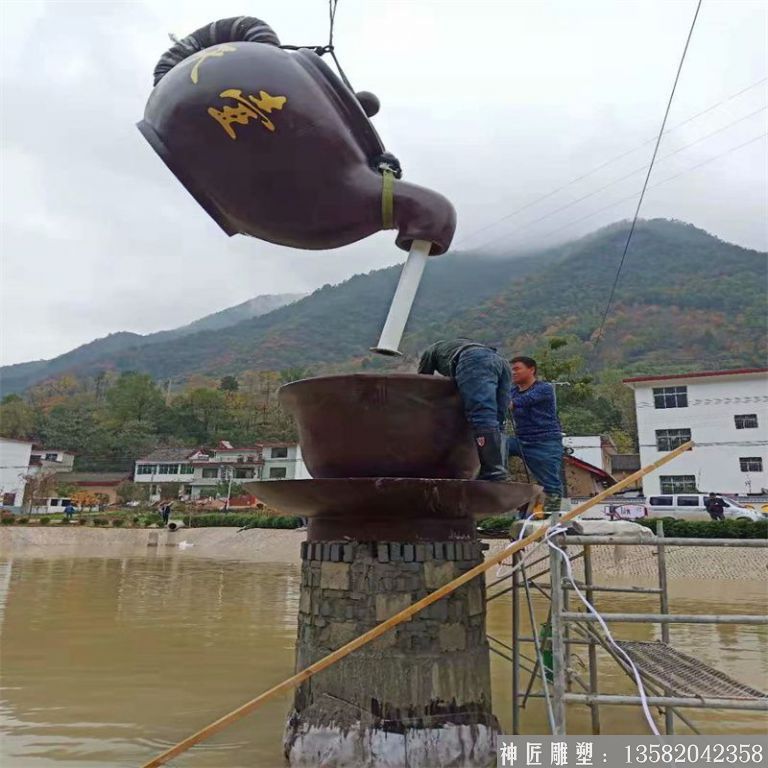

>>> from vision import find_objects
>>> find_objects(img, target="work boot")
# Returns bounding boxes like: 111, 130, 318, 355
474, 429, 513, 482
543, 493, 562, 514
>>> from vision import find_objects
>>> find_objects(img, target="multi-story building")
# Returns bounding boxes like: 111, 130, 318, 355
133, 441, 307, 501
28, 448, 75, 474
0, 437, 33, 509
624, 368, 768, 496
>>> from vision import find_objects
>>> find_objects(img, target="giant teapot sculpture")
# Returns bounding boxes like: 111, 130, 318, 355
137, 16, 456, 258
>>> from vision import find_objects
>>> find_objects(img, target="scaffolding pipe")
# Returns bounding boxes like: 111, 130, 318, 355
561, 613, 768, 625
568, 622, 702, 735
141, 441, 695, 767
511, 551, 521, 734
556, 536, 768, 548
657, 521, 674, 735
540, 584, 659, 602
549, 509, 567, 735
583, 544, 601, 735
563, 694, 768, 711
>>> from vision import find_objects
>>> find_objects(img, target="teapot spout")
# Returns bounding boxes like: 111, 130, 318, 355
391, 179, 457, 255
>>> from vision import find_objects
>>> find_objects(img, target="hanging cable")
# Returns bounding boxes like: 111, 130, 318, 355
327, 0, 354, 91
590, 0, 703, 358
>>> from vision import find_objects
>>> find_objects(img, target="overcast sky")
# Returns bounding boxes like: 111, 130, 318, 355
1, 0, 766, 366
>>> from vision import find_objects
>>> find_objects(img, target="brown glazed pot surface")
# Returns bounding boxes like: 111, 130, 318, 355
137, 40, 455, 254
245, 478, 542, 541
279, 374, 480, 479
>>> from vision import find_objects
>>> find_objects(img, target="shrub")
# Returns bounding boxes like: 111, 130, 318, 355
132, 516, 140, 525
476, 516, 515, 536
38, 516, 51, 525
92, 518, 108, 526
78, 518, 87, 526
188, 514, 302, 529
1, 514, 15, 525
111, 518, 124, 527
635, 518, 767, 539
17, 517, 29, 524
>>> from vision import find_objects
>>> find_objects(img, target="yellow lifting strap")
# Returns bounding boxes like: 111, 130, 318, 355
381, 168, 395, 230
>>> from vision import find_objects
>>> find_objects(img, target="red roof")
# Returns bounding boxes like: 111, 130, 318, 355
624, 368, 768, 384
565, 455, 615, 481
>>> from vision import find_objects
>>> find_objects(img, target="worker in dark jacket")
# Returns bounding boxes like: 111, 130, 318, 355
418, 339, 512, 482
508, 356, 564, 512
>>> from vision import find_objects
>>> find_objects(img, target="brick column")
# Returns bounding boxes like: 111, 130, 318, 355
283, 540, 499, 767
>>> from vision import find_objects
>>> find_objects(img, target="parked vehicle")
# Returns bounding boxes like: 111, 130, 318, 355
646, 494, 762, 522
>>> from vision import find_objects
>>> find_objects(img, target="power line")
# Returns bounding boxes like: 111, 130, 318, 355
590, 0, 703, 357
469, 106, 765, 252
455, 75, 767, 248
521, 133, 766, 247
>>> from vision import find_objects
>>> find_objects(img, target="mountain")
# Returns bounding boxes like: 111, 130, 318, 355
147, 293, 306, 340
421, 219, 766, 375
0, 293, 304, 393
2, 220, 765, 392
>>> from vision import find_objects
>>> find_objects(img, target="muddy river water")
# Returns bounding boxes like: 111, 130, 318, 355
0, 555, 765, 767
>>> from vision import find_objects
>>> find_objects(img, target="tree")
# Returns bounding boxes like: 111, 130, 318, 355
219, 375, 239, 392
172, 388, 229, 442
103, 372, 166, 429
116, 481, 150, 505
108, 420, 158, 469
0, 395, 36, 439
280, 366, 311, 384
21, 471, 58, 512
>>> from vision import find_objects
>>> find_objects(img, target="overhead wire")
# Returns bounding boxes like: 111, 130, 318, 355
589, 0, 703, 356
454, 75, 767, 248
505, 132, 766, 251
468, 106, 766, 253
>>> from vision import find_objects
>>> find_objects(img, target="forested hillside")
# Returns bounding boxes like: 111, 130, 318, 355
2, 219, 764, 390
1, 219, 764, 472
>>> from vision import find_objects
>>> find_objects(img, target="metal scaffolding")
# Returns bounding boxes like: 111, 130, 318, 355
488, 520, 768, 736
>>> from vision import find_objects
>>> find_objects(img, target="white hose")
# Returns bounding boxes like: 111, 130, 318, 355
545, 523, 661, 736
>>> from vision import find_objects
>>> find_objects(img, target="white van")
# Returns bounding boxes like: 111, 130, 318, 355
646, 494, 762, 522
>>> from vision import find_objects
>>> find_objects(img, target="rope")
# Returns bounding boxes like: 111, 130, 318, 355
139, 441, 693, 767
590, 0, 703, 359
278, 0, 355, 91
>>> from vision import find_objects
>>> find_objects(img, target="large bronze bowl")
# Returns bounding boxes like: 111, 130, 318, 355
279, 374, 480, 479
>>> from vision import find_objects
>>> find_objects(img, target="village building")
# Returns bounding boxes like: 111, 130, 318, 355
28, 448, 75, 474
624, 367, 768, 497
563, 454, 616, 498
133, 441, 307, 501
0, 437, 34, 509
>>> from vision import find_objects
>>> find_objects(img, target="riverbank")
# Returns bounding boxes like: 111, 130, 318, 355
2, 526, 766, 580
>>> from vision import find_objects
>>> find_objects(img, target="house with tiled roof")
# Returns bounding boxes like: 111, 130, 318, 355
133, 441, 307, 501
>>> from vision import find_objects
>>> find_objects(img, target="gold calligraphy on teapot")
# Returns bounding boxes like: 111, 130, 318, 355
207, 89, 288, 139
187, 44, 237, 84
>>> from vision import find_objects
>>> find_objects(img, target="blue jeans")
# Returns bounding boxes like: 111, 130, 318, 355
507, 436, 563, 495
454, 347, 511, 430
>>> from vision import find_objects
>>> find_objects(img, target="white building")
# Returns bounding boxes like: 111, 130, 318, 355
625, 368, 768, 496
133, 441, 307, 501
28, 448, 75, 474
0, 437, 33, 509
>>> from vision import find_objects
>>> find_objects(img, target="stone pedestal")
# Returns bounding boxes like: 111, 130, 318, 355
284, 540, 499, 767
